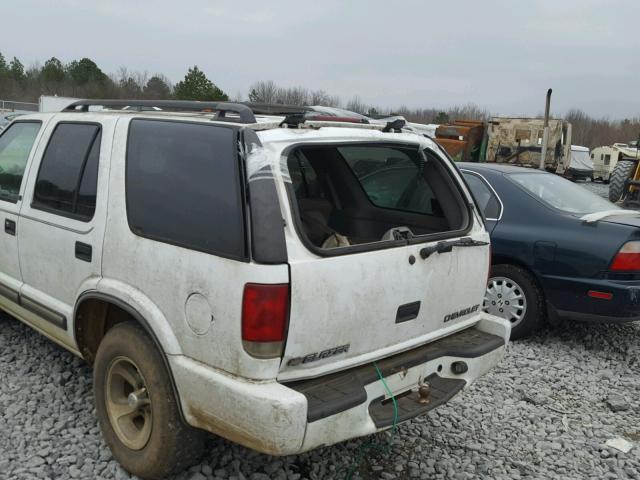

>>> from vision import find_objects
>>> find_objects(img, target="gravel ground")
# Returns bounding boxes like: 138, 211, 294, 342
2, 180, 640, 480
579, 180, 611, 202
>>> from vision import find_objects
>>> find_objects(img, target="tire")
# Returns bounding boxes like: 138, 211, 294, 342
94, 322, 206, 479
484, 264, 545, 340
609, 160, 636, 203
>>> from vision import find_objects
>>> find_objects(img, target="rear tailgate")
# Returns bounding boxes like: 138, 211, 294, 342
279, 230, 490, 381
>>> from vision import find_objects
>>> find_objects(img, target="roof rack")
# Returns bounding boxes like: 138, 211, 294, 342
63, 100, 257, 124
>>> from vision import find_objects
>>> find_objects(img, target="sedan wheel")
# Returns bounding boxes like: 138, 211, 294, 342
482, 264, 544, 340
484, 276, 527, 328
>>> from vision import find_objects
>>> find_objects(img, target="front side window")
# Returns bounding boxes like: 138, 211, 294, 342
33, 123, 101, 221
126, 119, 245, 259
0, 121, 41, 202
463, 172, 502, 220
339, 146, 439, 216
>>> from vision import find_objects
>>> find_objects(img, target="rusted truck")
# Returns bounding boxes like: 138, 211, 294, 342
434, 116, 574, 175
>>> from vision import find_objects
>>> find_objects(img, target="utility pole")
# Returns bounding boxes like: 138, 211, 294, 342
539, 89, 552, 170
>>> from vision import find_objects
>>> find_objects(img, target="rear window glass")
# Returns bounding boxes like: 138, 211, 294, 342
126, 119, 245, 259
339, 146, 439, 215
0, 121, 41, 202
510, 172, 616, 215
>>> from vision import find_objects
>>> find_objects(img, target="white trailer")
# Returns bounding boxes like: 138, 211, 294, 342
39, 95, 81, 112
591, 143, 640, 182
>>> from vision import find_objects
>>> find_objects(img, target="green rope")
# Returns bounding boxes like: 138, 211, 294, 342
344, 362, 399, 479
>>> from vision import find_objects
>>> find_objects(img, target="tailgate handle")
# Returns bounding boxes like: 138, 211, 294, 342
420, 237, 488, 259
396, 301, 421, 323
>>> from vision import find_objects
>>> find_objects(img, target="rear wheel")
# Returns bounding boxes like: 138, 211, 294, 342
94, 322, 206, 479
609, 160, 636, 203
484, 264, 544, 340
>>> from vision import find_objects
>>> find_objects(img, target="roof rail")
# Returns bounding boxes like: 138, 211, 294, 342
63, 99, 257, 124
242, 102, 311, 116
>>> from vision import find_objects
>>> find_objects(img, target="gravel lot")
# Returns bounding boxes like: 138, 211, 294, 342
2, 180, 640, 480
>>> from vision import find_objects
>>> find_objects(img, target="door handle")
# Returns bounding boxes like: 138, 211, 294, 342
75, 242, 92, 262
4, 219, 15, 236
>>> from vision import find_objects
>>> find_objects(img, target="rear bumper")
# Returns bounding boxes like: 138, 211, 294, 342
170, 315, 509, 455
543, 274, 640, 322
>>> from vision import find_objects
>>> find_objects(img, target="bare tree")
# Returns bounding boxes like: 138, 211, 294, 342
276, 86, 309, 106
248, 80, 279, 103
346, 96, 368, 114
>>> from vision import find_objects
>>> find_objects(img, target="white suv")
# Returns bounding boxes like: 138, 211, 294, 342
0, 100, 509, 479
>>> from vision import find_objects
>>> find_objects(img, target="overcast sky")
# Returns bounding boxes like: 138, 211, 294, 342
6, 0, 640, 118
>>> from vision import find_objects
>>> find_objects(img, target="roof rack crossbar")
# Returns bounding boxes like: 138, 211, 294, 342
63, 100, 257, 123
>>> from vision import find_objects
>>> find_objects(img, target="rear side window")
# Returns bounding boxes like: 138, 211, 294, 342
339, 146, 439, 216
0, 121, 41, 202
33, 122, 101, 221
126, 119, 245, 259
462, 172, 502, 220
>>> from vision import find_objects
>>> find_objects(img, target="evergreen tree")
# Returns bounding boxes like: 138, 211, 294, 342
66, 58, 107, 85
41, 57, 65, 83
143, 75, 172, 99
0, 52, 8, 76
9, 57, 25, 82
174, 66, 228, 101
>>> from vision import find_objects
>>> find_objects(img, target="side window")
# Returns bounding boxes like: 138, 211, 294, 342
0, 121, 41, 202
126, 119, 245, 259
604, 154, 611, 165
33, 123, 101, 221
463, 172, 502, 220
339, 146, 438, 215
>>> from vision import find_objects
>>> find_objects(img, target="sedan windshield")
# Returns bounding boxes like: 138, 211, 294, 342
509, 172, 618, 215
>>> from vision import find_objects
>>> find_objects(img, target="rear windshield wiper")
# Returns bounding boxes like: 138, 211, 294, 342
420, 237, 488, 259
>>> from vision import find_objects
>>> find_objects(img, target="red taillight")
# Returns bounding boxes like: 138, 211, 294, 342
610, 241, 640, 271
242, 283, 289, 343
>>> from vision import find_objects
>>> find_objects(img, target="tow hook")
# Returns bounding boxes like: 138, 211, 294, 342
451, 361, 469, 374
417, 381, 431, 405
